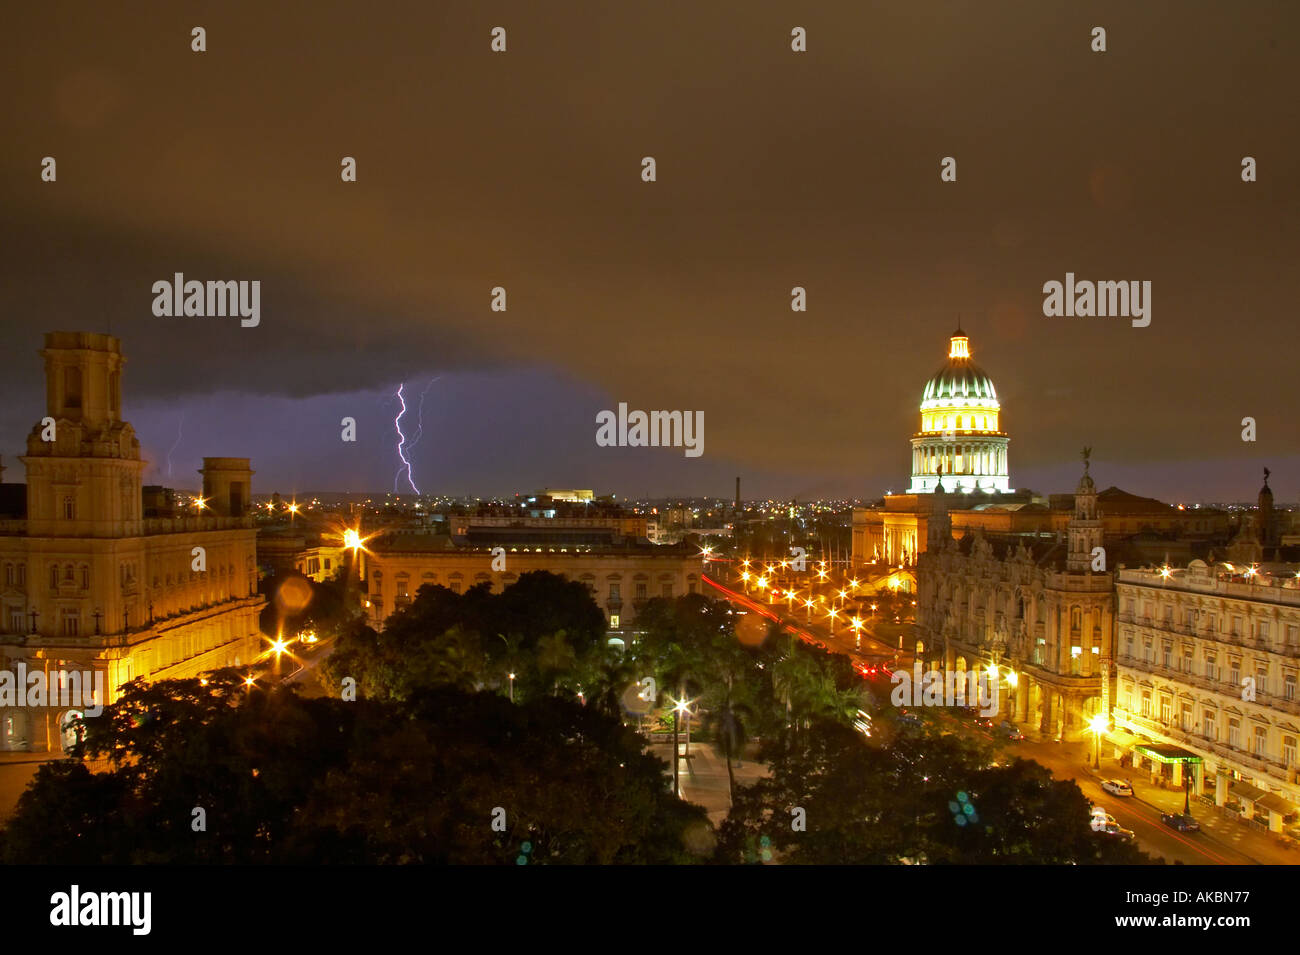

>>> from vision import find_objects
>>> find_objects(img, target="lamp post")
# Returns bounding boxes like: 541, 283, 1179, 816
1088, 713, 1107, 769
1183, 763, 1192, 816
508, 672, 515, 703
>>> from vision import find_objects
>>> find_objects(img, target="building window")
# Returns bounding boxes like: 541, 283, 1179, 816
1253, 726, 1267, 757
1228, 719, 1241, 749
16, 565, 24, 586
50, 565, 59, 589
1284, 736, 1297, 768
1228, 659, 1240, 687
609, 614, 620, 628
1205, 653, 1218, 682
635, 582, 647, 600
63, 497, 75, 520
449, 582, 461, 594
3, 564, 11, 586
609, 583, 621, 600
1142, 640, 1152, 665
1258, 621, 1270, 641
1288, 625, 1299, 648
1141, 691, 1152, 717
1181, 705, 1193, 731
1232, 616, 1242, 637
1160, 698, 1172, 723
61, 610, 79, 637
1286, 672, 1296, 702
1256, 667, 1268, 696
1203, 712, 1216, 741
396, 580, 408, 597
1182, 647, 1193, 673
1162, 642, 1172, 669
80, 566, 89, 589
324, 559, 331, 570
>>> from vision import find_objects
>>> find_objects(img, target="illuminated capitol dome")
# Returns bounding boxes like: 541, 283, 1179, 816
906, 327, 1011, 494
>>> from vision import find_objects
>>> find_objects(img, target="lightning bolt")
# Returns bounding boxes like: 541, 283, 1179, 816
393, 383, 418, 494
405, 376, 440, 455
166, 413, 184, 477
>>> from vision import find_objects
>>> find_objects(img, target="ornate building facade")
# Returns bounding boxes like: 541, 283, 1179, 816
853, 327, 1016, 570
907, 328, 1011, 494
1113, 558, 1300, 830
915, 464, 1115, 738
0, 333, 265, 752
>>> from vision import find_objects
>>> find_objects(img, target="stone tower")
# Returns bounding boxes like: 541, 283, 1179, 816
1067, 448, 1103, 572
21, 332, 144, 538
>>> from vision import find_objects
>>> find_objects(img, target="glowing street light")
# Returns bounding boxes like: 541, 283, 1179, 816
508, 672, 515, 702
1088, 713, 1108, 768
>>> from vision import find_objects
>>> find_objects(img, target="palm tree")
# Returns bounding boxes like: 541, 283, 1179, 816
536, 631, 578, 694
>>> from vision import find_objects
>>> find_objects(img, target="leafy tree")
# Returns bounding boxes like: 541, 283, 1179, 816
1, 677, 713, 865
715, 719, 1154, 865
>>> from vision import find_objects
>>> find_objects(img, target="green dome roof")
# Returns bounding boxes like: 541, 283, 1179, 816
922, 357, 998, 405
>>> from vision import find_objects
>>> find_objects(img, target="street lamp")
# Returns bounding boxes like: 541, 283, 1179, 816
671, 696, 694, 797
508, 672, 515, 703
1088, 713, 1107, 769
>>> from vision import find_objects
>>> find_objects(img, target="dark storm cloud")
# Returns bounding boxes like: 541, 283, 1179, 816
1, 1, 1297, 498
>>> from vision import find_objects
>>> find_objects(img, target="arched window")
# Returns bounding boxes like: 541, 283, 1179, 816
63, 496, 75, 520
50, 564, 60, 589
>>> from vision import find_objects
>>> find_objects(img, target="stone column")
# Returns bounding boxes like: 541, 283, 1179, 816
1040, 687, 1055, 736
1214, 770, 1227, 807
1062, 693, 1081, 736
1015, 676, 1029, 723
1172, 761, 1183, 787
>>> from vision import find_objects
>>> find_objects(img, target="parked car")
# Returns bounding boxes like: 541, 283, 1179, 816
1161, 812, 1200, 832
1101, 779, 1134, 797
998, 721, 1026, 740
1089, 807, 1116, 831
970, 715, 995, 729
1102, 822, 1136, 842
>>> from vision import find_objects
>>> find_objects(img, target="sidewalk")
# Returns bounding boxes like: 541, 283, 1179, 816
648, 739, 768, 826
1078, 752, 1298, 865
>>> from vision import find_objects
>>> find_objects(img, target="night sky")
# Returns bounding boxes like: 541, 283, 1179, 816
2, 2, 1297, 501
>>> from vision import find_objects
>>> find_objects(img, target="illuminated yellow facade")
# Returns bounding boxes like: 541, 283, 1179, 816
0, 333, 265, 752
908, 329, 1011, 494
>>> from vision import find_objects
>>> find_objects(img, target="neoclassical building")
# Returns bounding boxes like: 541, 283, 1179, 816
0, 332, 265, 752
361, 532, 702, 640
908, 328, 1011, 494
1113, 558, 1300, 830
853, 327, 1016, 569
915, 464, 1115, 738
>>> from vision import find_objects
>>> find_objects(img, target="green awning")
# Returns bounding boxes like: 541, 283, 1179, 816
1134, 743, 1201, 765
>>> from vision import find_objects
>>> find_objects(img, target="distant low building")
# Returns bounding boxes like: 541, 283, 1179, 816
361, 529, 701, 637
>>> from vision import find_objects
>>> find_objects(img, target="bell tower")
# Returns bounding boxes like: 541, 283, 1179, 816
1067, 447, 1103, 572
21, 332, 144, 537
